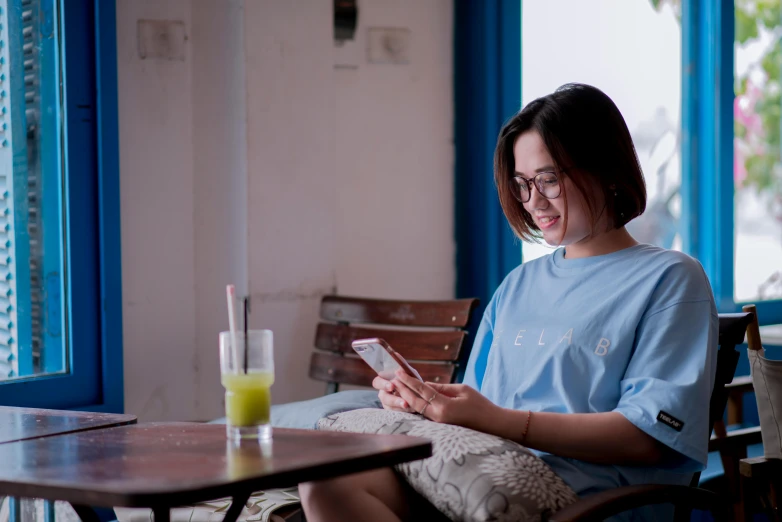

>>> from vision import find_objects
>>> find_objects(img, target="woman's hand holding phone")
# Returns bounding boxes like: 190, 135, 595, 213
372, 375, 416, 413
351, 337, 421, 413
391, 370, 501, 432
357, 339, 503, 431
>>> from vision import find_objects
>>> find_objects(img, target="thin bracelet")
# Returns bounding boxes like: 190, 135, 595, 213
521, 410, 532, 445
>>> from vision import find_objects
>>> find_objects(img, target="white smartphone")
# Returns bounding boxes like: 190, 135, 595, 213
351, 337, 424, 382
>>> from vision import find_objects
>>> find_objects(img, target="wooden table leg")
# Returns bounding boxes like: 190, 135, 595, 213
71, 504, 101, 522
222, 492, 252, 522
152, 507, 170, 522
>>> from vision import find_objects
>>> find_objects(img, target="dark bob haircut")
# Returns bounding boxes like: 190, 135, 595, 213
494, 83, 647, 243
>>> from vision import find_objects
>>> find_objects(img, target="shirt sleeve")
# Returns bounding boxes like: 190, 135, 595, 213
613, 264, 719, 471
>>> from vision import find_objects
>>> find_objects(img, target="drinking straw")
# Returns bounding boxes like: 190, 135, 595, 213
243, 296, 250, 374
226, 285, 240, 373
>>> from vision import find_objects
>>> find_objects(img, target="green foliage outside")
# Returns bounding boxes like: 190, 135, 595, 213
651, 0, 782, 200
734, 0, 781, 198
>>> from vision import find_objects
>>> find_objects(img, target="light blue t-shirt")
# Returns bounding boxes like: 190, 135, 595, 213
462, 244, 719, 521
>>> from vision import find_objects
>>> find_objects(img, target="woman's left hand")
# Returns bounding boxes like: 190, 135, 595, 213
391, 370, 500, 431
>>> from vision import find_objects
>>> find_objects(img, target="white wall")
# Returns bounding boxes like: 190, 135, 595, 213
334, 2, 455, 300
118, 0, 197, 421
243, 0, 339, 405
191, 0, 249, 418
118, 0, 454, 421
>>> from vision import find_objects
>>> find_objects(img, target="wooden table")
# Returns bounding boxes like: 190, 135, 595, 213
0, 422, 432, 522
0, 406, 136, 522
740, 456, 782, 522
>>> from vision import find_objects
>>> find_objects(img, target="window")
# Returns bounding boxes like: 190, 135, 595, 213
521, 0, 682, 263
0, 0, 123, 410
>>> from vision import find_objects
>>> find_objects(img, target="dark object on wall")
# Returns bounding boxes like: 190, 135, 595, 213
334, 0, 357, 42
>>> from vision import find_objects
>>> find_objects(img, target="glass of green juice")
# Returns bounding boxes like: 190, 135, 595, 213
219, 330, 275, 441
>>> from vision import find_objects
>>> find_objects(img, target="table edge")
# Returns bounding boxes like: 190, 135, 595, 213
0, 437, 431, 509
0, 415, 138, 445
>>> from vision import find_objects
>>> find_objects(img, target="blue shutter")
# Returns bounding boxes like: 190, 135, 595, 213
0, 0, 41, 380
20, 0, 41, 373
36, 0, 64, 374
0, 1, 18, 378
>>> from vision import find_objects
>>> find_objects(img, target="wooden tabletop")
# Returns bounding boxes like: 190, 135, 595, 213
0, 406, 136, 444
0, 422, 432, 509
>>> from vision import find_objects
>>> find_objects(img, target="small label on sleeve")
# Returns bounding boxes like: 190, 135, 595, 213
657, 411, 684, 432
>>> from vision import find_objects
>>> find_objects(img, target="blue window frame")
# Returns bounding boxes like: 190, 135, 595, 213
0, 0, 123, 411
683, 0, 782, 325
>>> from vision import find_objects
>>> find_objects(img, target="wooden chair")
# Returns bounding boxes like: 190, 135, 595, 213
706, 305, 765, 521
308, 295, 481, 393
276, 295, 480, 522
548, 308, 757, 522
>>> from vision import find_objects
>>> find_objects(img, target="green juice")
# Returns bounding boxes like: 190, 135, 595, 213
221, 372, 274, 427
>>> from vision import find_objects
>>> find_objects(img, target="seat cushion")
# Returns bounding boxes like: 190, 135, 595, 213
318, 408, 578, 522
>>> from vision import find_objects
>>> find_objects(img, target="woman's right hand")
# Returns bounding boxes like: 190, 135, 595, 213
372, 376, 416, 413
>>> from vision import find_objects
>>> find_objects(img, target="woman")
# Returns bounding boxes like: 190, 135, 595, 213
299, 83, 718, 522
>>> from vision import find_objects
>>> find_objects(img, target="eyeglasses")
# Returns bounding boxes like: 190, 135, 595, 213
510, 171, 562, 203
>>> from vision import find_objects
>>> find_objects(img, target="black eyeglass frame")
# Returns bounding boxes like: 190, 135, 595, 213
510, 170, 563, 204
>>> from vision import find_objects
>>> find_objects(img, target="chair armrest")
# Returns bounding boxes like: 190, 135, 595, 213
740, 456, 782, 480
547, 484, 725, 522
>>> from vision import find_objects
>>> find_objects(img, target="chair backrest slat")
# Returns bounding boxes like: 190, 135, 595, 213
310, 295, 480, 392
314, 323, 467, 361
310, 351, 455, 388
320, 296, 477, 327
710, 313, 754, 432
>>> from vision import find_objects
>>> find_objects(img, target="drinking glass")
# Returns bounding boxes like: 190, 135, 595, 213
219, 330, 274, 440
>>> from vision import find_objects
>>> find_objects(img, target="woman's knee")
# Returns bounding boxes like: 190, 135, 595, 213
298, 479, 324, 506
299, 469, 404, 513
299, 476, 353, 507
